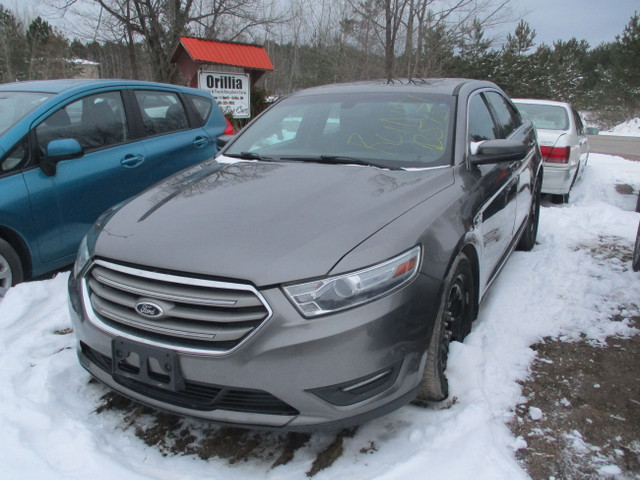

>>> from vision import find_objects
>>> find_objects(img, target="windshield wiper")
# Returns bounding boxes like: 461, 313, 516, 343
279, 155, 391, 168
224, 151, 274, 161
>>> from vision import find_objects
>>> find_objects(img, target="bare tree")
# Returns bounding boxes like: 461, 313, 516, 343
50, 0, 287, 83
347, 0, 513, 80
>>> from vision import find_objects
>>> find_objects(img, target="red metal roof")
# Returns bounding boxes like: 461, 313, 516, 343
178, 37, 274, 71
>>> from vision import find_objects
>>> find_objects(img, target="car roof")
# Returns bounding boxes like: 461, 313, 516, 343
0, 79, 204, 96
512, 98, 571, 108
289, 78, 500, 98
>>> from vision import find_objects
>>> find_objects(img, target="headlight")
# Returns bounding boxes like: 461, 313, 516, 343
283, 246, 421, 318
73, 235, 90, 278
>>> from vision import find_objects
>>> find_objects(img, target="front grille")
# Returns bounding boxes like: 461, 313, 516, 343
85, 260, 271, 353
81, 343, 298, 416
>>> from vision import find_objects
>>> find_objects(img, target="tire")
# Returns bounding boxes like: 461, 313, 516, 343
632, 222, 640, 272
553, 165, 579, 204
416, 253, 474, 403
517, 176, 542, 251
0, 239, 23, 297
551, 194, 566, 204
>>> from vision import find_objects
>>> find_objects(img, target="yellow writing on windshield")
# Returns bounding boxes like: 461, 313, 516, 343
345, 99, 448, 158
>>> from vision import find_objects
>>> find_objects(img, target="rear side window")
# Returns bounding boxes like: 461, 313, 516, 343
36, 91, 128, 152
484, 92, 521, 138
135, 91, 189, 136
186, 94, 213, 126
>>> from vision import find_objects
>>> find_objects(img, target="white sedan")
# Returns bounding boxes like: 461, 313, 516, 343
513, 99, 590, 203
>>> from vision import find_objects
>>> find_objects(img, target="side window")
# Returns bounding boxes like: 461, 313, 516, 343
485, 92, 521, 138
1, 136, 29, 174
468, 94, 498, 147
572, 109, 585, 135
134, 91, 189, 136
186, 94, 212, 126
36, 91, 128, 153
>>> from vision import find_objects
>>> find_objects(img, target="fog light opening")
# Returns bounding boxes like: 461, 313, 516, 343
341, 369, 392, 393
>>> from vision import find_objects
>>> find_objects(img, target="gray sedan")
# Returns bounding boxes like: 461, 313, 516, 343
68, 78, 542, 429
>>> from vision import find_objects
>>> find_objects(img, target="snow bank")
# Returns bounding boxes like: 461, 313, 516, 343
601, 118, 640, 137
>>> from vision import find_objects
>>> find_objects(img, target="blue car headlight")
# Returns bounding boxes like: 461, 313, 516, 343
283, 246, 421, 318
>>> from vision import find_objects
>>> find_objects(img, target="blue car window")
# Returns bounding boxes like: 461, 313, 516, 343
134, 91, 189, 136
0, 92, 53, 136
186, 94, 212, 126
0, 136, 29, 174
36, 91, 128, 153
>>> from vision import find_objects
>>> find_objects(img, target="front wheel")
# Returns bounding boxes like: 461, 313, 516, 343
417, 253, 474, 402
0, 239, 23, 297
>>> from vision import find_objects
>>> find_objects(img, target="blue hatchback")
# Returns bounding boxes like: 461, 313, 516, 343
0, 79, 229, 295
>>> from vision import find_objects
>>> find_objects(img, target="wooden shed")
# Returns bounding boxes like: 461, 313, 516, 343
171, 37, 274, 88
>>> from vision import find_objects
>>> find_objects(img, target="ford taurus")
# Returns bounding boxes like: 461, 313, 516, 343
69, 79, 542, 429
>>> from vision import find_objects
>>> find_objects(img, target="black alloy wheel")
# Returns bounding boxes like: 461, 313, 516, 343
518, 176, 542, 251
417, 253, 474, 403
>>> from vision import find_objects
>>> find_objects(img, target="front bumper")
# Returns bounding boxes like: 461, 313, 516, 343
69, 263, 441, 430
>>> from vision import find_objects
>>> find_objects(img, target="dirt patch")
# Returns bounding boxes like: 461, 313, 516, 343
615, 183, 636, 196
510, 316, 640, 480
93, 390, 357, 475
306, 427, 357, 477
53, 327, 73, 335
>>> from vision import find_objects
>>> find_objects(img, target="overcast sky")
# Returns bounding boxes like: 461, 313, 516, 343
3, 0, 638, 50
500, 0, 638, 48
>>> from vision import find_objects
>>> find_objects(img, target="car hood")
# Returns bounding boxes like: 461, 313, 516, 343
535, 129, 568, 148
94, 158, 453, 286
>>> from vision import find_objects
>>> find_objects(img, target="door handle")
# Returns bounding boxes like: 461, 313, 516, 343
121, 154, 145, 168
193, 136, 209, 148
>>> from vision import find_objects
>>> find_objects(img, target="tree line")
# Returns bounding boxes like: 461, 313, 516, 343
0, 1, 638, 127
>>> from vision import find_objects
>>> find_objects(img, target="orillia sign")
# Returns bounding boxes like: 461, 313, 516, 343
198, 70, 250, 119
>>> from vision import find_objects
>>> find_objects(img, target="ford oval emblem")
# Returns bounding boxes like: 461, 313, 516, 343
135, 301, 165, 319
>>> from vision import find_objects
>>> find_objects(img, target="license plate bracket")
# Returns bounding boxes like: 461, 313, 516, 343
112, 338, 185, 392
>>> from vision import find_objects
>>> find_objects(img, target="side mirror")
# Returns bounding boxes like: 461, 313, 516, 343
216, 134, 234, 150
470, 139, 528, 165
41, 138, 84, 177
586, 127, 599, 135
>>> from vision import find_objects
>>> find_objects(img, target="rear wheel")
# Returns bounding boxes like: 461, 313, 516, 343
417, 253, 474, 402
633, 222, 640, 272
518, 176, 542, 251
0, 239, 23, 297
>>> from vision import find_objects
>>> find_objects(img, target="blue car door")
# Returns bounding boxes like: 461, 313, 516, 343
131, 89, 217, 183
23, 89, 153, 265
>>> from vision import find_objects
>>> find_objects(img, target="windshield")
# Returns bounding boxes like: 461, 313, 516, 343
515, 103, 569, 131
0, 91, 53, 136
225, 91, 454, 169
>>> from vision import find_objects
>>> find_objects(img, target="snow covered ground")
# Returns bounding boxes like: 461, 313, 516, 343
1, 154, 639, 480
602, 118, 640, 136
